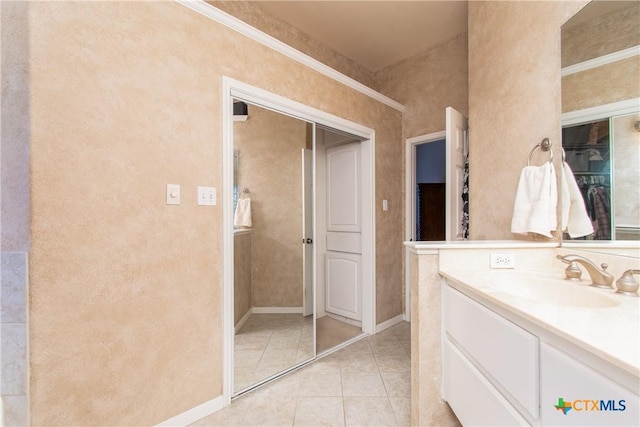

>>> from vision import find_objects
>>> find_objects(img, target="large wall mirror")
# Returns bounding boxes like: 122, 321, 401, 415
230, 97, 369, 396
561, 1, 640, 242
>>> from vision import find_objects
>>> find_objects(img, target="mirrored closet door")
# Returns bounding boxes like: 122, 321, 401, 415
232, 101, 315, 394
230, 97, 371, 396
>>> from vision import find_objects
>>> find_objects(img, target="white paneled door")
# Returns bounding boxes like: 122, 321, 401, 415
325, 143, 362, 321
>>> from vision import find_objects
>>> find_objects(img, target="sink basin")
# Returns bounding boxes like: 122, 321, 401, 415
474, 271, 619, 308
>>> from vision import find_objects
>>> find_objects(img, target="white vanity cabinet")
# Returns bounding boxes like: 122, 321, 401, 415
443, 281, 640, 427
443, 285, 538, 426
541, 343, 639, 426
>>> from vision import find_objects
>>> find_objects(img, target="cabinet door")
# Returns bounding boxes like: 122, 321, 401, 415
444, 338, 531, 426
444, 286, 539, 419
541, 343, 640, 426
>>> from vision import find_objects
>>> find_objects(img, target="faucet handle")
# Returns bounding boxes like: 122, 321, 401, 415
616, 269, 640, 297
564, 262, 582, 280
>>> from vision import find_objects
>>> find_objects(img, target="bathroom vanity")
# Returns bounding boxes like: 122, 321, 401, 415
405, 242, 640, 427
442, 271, 639, 426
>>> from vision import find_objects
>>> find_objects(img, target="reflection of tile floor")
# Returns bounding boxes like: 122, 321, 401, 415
192, 321, 411, 427
316, 316, 363, 354
234, 314, 314, 393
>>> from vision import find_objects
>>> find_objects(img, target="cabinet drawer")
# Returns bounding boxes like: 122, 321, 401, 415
444, 285, 539, 419
444, 338, 530, 426
541, 343, 640, 426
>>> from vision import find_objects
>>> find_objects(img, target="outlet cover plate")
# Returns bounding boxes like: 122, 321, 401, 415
490, 253, 515, 269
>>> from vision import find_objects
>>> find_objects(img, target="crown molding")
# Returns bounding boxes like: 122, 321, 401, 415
562, 45, 640, 77
175, 0, 405, 112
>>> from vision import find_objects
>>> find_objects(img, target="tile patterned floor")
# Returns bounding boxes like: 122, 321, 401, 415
192, 321, 411, 427
316, 315, 363, 354
235, 314, 314, 393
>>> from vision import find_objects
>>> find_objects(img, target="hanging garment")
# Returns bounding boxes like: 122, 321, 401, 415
590, 186, 611, 240
461, 152, 470, 239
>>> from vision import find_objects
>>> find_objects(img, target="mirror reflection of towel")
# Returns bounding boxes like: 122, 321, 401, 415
234, 198, 252, 228
561, 162, 594, 238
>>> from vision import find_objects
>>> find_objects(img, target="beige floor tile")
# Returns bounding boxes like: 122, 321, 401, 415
298, 370, 343, 396
380, 372, 410, 397
389, 397, 411, 427
339, 338, 373, 355
342, 372, 387, 397
343, 397, 397, 427
294, 397, 345, 427
303, 353, 341, 374
389, 322, 411, 340
242, 392, 297, 426
370, 337, 406, 355
339, 351, 379, 373
374, 352, 410, 373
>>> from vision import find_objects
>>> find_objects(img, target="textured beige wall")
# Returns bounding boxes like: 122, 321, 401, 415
410, 252, 459, 427
562, 57, 640, 112
468, 1, 587, 240
562, 2, 640, 67
25, 2, 403, 425
375, 33, 469, 140
374, 32, 468, 315
234, 105, 306, 308
233, 232, 251, 325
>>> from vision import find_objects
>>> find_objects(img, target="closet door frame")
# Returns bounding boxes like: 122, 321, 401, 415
221, 76, 376, 406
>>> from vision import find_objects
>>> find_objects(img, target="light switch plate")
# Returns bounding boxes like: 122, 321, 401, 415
167, 184, 180, 205
198, 186, 216, 206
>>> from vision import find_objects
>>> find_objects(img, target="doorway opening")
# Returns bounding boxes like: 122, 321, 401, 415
405, 131, 446, 243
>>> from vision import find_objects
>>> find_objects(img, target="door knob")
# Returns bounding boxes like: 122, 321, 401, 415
305, 238, 313, 244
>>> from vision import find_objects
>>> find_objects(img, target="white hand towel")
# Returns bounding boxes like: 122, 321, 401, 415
511, 162, 557, 238
234, 198, 252, 228
561, 162, 594, 238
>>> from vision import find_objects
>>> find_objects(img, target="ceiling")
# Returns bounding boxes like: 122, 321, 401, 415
251, 1, 468, 72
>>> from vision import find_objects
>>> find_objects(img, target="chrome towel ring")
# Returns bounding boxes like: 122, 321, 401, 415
528, 137, 553, 166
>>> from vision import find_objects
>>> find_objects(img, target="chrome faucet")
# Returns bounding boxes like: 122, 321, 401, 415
556, 254, 614, 288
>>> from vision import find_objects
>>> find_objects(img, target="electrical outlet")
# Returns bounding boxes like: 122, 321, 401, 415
490, 253, 515, 269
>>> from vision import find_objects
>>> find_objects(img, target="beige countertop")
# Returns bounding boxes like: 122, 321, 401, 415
440, 267, 640, 380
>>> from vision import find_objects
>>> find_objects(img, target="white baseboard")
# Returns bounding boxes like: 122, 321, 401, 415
155, 395, 225, 427
251, 306, 303, 314
375, 314, 404, 334
234, 309, 252, 333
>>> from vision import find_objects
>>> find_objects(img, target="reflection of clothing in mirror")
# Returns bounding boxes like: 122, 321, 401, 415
588, 186, 610, 240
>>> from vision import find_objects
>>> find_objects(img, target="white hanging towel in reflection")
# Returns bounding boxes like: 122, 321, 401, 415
234, 198, 252, 228
511, 162, 557, 238
560, 162, 594, 238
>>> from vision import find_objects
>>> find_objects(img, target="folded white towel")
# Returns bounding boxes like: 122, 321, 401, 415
511, 162, 557, 238
560, 162, 594, 238
234, 198, 252, 228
